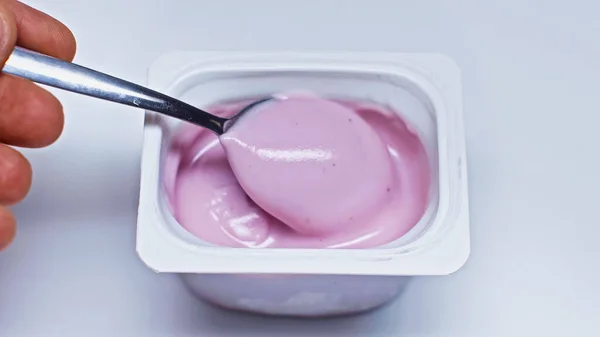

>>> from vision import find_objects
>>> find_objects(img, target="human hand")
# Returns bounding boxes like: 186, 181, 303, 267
0, 0, 76, 250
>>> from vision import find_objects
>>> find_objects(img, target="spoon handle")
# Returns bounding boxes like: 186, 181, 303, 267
2, 47, 226, 134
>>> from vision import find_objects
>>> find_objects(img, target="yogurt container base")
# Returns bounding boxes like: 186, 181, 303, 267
136, 51, 470, 317
181, 274, 411, 317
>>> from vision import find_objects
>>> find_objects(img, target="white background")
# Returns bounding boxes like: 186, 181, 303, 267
1, 0, 599, 336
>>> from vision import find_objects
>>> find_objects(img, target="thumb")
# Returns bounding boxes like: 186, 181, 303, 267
0, 3, 17, 67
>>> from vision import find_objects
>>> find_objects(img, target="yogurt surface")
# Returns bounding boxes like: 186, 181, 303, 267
163, 95, 431, 248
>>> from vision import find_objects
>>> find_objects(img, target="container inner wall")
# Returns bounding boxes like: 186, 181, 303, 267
155, 69, 441, 250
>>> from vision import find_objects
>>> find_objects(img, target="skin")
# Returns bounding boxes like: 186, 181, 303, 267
0, 0, 76, 250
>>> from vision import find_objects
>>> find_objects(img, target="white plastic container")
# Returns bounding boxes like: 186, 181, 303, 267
136, 52, 470, 317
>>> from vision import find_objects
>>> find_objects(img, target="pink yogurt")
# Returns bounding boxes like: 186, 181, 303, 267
221, 95, 395, 237
163, 95, 431, 248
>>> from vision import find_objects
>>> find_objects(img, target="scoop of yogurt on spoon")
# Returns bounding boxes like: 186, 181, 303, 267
220, 93, 395, 236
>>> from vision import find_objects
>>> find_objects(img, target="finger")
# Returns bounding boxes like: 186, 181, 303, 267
0, 75, 65, 148
0, 1, 17, 63
3, 0, 76, 61
0, 143, 32, 205
0, 205, 16, 250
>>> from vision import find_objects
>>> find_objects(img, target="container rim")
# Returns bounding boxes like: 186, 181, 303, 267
136, 52, 470, 276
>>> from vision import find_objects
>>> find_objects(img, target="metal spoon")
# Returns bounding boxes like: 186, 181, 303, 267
1, 47, 269, 135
